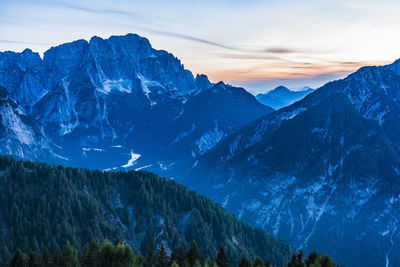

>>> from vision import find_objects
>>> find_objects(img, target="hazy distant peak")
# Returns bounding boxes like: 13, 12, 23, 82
273, 85, 290, 93
256, 85, 314, 109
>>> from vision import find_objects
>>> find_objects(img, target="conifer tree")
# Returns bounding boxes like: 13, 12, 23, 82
309, 262, 322, 267
252, 256, 265, 267
170, 246, 185, 266
40, 247, 51, 267
27, 249, 39, 267
318, 254, 336, 267
98, 240, 113, 267
238, 255, 251, 267
305, 251, 318, 266
216, 245, 230, 267
8, 248, 26, 267
61, 242, 77, 267
186, 240, 203, 266
123, 244, 135, 267
286, 251, 306, 267
146, 241, 155, 267
204, 259, 214, 267
112, 243, 134, 267
86, 240, 99, 267
79, 245, 89, 267
286, 254, 295, 267
53, 248, 62, 267
182, 259, 191, 267
115, 236, 122, 246
156, 242, 169, 267
297, 250, 304, 266
133, 254, 146, 266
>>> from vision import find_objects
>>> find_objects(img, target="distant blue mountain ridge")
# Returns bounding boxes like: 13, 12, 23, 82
256, 85, 314, 109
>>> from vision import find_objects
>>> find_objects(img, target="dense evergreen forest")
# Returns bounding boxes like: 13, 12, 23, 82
5, 238, 339, 267
0, 155, 294, 266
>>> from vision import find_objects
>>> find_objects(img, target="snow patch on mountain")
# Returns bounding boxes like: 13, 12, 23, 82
135, 164, 152, 171
121, 150, 141, 168
173, 124, 196, 144
101, 79, 133, 94
385, 226, 397, 267
364, 101, 389, 125
111, 145, 123, 148
222, 194, 230, 208
137, 74, 158, 106
54, 153, 68, 161
280, 107, 307, 121
195, 125, 224, 155
82, 147, 105, 152
1, 104, 34, 145
245, 120, 270, 149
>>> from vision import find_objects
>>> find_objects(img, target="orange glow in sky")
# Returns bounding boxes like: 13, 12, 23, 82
1, 0, 399, 93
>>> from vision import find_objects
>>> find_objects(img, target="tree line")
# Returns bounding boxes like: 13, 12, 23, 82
5, 238, 338, 267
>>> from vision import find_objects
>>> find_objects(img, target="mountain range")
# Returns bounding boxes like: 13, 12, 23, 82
256, 86, 313, 110
182, 61, 400, 267
1, 33, 400, 267
0, 34, 273, 173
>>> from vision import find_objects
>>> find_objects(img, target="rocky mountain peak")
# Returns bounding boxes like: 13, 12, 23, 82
273, 85, 290, 93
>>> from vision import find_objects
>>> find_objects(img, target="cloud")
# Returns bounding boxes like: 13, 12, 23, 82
217, 53, 286, 60
263, 47, 299, 54
133, 27, 321, 56
14, 0, 131, 16
3, 1, 322, 56
0, 39, 52, 46
18, 0, 244, 51
15, 0, 160, 26
48, 1, 131, 16
135, 26, 240, 51
329, 60, 389, 67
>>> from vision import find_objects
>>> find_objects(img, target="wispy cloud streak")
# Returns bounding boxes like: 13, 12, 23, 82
0, 39, 52, 46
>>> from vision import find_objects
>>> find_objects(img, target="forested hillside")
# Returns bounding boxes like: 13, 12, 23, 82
0, 155, 293, 266
4, 239, 338, 267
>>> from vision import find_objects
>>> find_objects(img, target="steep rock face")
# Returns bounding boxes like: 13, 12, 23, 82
0, 49, 47, 107
0, 34, 218, 166
0, 34, 274, 172
149, 82, 274, 175
33, 34, 205, 142
0, 86, 56, 161
340, 63, 400, 145
183, 61, 400, 267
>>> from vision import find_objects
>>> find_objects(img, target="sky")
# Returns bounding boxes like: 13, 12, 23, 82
1, 0, 400, 94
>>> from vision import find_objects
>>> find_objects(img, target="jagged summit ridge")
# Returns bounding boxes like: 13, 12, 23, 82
0, 34, 211, 105
0, 33, 275, 174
